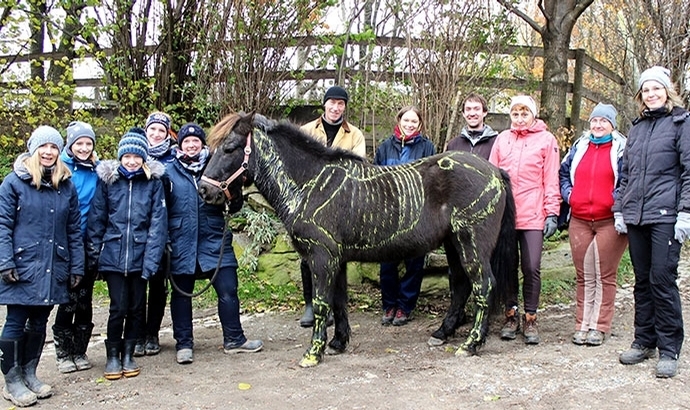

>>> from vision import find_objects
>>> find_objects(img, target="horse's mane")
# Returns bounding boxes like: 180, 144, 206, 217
207, 112, 242, 150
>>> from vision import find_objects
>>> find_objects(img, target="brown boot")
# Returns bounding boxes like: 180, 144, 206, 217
500, 307, 520, 340
523, 313, 540, 345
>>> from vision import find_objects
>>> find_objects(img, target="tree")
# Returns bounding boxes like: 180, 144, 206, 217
498, 0, 594, 135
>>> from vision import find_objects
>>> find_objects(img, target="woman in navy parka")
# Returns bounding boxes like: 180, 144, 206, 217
0, 126, 83, 407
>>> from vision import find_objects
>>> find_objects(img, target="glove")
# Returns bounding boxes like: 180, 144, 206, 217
70, 274, 82, 289
543, 215, 558, 238
1, 268, 18, 283
86, 256, 98, 272
674, 212, 690, 243
614, 212, 627, 234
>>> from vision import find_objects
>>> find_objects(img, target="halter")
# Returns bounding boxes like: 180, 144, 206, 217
200, 132, 252, 201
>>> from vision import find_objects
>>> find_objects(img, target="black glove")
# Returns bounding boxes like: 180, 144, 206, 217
86, 257, 98, 272
1, 268, 18, 283
70, 274, 82, 289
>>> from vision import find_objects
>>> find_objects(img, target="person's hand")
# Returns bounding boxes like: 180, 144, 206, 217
674, 212, 690, 243
614, 212, 627, 234
70, 274, 82, 289
1, 268, 18, 283
543, 215, 558, 238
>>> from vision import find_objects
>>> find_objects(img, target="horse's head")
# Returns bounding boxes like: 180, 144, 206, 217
198, 112, 256, 206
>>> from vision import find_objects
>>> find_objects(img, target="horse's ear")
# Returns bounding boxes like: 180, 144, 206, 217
252, 113, 274, 132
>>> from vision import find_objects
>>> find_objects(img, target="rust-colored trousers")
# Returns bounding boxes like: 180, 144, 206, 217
569, 217, 628, 333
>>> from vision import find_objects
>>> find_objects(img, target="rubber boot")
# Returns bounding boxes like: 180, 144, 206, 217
122, 340, 140, 378
72, 324, 94, 371
103, 340, 123, 380
21, 332, 52, 399
0, 338, 38, 407
52, 326, 77, 374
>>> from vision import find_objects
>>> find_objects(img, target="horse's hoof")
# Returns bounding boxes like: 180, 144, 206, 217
455, 346, 476, 357
427, 336, 445, 347
325, 346, 343, 355
299, 354, 320, 368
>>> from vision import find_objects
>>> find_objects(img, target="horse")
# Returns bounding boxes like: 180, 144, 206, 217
198, 112, 518, 368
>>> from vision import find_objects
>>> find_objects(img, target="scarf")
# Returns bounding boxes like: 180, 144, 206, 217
148, 137, 172, 159
394, 125, 420, 146
176, 146, 210, 175
41, 165, 55, 183
118, 165, 145, 180
589, 133, 613, 144
642, 106, 669, 119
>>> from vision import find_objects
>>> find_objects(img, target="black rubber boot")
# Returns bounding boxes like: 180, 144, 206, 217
122, 340, 140, 378
52, 326, 76, 374
0, 338, 38, 407
103, 340, 123, 380
21, 332, 52, 399
72, 324, 94, 371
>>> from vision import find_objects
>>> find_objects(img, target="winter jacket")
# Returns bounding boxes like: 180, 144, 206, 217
60, 150, 99, 237
489, 119, 561, 230
445, 125, 499, 160
86, 160, 168, 279
0, 154, 84, 305
374, 134, 436, 166
559, 130, 626, 222
165, 160, 238, 275
613, 107, 690, 224
301, 117, 367, 158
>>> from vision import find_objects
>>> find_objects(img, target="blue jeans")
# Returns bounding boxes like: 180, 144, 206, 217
380, 256, 426, 314
104, 272, 147, 341
1, 305, 53, 339
170, 265, 246, 350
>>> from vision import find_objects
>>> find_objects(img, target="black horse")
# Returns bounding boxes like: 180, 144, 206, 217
198, 112, 518, 367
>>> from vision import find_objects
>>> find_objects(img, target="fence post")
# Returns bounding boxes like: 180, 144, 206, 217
571, 49, 586, 138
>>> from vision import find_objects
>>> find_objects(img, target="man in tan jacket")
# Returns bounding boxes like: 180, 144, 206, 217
298, 85, 366, 327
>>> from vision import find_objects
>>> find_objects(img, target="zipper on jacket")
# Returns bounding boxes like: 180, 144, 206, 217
124, 180, 133, 277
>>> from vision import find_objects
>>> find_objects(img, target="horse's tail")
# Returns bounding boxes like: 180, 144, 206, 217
489, 169, 519, 314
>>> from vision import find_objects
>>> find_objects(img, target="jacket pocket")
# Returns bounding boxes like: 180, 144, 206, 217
99, 232, 123, 268
14, 242, 39, 283
54, 244, 70, 283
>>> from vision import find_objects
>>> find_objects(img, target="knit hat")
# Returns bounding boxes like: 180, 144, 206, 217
145, 112, 172, 132
65, 121, 96, 150
589, 102, 618, 128
638, 66, 672, 91
177, 123, 206, 146
323, 86, 349, 104
118, 130, 149, 161
27, 126, 64, 155
509, 95, 538, 117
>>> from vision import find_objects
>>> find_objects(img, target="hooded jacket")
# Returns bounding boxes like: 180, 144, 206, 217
164, 159, 238, 275
489, 119, 561, 230
86, 159, 167, 279
0, 154, 84, 305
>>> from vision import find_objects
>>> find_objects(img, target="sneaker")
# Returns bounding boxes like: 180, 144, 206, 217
145, 336, 161, 355
176, 348, 194, 364
572, 330, 587, 345
133, 340, 145, 357
585, 330, 605, 346
656, 355, 678, 378
224, 340, 263, 354
523, 313, 540, 344
392, 309, 410, 326
500, 307, 520, 340
381, 308, 395, 325
619, 343, 657, 365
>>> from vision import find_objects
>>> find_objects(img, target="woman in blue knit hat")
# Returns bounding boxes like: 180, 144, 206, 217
86, 130, 168, 380
0, 126, 84, 407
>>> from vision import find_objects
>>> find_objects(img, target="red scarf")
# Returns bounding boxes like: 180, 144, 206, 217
394, 125, 419, 143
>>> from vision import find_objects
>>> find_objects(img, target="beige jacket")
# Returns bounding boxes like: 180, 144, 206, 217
300, 117, 366, 158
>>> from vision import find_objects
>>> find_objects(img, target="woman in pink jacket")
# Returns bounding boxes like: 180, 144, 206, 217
489, 95, 560, 345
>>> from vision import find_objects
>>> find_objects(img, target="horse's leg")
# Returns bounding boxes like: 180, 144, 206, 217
299, 256, 336, 368
327, 262, 350, 354
429, 240, 471, 346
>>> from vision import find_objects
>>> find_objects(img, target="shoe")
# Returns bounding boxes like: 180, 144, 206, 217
523, 313, 540, 344
656, 355, 678, 378
619, 343, 657, 365
299, 304, 314, 327
224, 340, 263, 354
572, 330, 587, 345
73, 354, 92, 371
381, 308, 395, 325
392, 309, 409, 326
144, 336, 161, 356
500, 307, 520, 340
585, 330, 605, 346
133, 340, 145, 357
176, 348, 194, 364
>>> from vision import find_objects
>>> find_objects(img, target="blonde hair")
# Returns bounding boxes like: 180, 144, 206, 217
25, 152, 71, 190
634, 82, 685, 116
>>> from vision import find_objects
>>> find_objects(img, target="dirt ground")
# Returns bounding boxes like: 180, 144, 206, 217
3, 255, 690, 410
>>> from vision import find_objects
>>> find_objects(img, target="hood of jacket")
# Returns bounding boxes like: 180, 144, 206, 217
96, 159, 165, 185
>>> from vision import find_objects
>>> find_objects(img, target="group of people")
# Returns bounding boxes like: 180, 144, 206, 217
0, 65, 687, 407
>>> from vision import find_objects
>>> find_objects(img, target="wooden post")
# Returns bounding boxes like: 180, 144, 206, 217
571, 49, 586, 139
